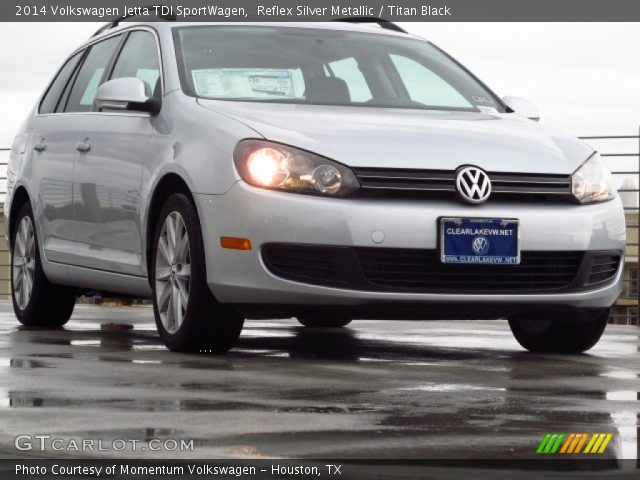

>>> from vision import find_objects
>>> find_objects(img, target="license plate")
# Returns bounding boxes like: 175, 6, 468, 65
440, 217, 520, 265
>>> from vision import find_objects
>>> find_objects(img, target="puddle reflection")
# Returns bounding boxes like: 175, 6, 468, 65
1, 316, 638, 460
0, 357, 51, 369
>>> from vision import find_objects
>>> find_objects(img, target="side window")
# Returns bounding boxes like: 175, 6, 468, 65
39, 52, 82, 114
111, 31, 161, 97
389, 54, 472, 108
327, 57, 372, 103
64, 36, 120, 113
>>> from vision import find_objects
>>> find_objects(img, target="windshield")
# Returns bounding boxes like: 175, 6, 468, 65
173, 26, 504, 112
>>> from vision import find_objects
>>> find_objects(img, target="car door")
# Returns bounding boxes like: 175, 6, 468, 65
69, 30, 161, 276
29, 50, 86, 265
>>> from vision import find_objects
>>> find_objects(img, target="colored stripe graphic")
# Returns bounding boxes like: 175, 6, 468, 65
538, 433, 613, 454
543, 434, 558, 453
537, 433, 565, 453
583, 433, 599, 453
550, 434, 565, 453
590, 433, 606, 453
586, 433, 613, 454
597, 434, 613, 453
559, 434, 575, 453
574, 433, 589, 453
536, 434, 552, 453
567, 434, 583, 453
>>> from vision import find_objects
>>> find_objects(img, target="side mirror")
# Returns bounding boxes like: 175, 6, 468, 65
502, 96, 540, 122
94, 77, 161, 115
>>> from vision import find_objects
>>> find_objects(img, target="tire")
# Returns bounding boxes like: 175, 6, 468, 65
150, 193, 244, 352
11, 202, 76, 327
296, 314, 353, 328
508, 309, 609, 354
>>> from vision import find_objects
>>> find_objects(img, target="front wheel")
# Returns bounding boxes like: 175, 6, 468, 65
508, 309, 609, 354
11, 203, 76, 327
151, 193, 244, 352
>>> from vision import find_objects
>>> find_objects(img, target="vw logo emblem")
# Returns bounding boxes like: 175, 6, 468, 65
455, 166, 492, 204
472, 236, 490, 255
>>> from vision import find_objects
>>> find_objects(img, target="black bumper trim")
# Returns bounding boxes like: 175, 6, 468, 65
262, 244, 621, 295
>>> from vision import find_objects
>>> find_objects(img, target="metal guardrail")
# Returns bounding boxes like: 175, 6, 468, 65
0, 147, 7, 205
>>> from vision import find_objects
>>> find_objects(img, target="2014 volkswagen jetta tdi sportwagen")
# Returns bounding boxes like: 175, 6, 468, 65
6, 21, 625, 354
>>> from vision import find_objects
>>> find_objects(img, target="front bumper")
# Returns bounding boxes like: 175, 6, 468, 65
194, 182, 625, 314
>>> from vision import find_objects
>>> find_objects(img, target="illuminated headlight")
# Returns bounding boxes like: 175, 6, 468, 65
571, 153, 616, 204
234, 140, 359, 196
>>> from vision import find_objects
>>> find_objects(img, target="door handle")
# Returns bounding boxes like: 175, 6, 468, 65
33, 140, 46, 152
75, 140, 91, 152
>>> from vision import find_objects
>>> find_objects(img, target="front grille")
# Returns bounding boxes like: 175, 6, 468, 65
263, 244, 621, 294
353, 167, 573, 203
355, 249, 583, 292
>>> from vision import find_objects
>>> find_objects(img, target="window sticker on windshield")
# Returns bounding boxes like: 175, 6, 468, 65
191, 68, 296, 99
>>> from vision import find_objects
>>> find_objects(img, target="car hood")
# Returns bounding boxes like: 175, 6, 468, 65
198, 100, 592, 174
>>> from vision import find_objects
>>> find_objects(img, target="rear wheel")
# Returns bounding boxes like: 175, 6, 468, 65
151, 193, 244, 352
11, 203, 76, 327
508, 309, 609, 354
296, 314, 352, 328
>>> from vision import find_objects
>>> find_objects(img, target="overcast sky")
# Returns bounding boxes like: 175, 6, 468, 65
0, 22, 639, 147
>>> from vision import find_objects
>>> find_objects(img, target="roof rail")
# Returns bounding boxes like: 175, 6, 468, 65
333, 17, 407, 33
92, 5, 176, 37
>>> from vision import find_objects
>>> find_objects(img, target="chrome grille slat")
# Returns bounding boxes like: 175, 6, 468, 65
353, 167, 573, 202
491, 187, 571, 194
360, 185, 458, 192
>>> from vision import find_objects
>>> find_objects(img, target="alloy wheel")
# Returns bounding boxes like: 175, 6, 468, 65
155, 211, 191, 334
13, 216, 36, 310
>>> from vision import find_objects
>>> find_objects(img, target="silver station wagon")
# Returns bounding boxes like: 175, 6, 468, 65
6, 19, 625, 353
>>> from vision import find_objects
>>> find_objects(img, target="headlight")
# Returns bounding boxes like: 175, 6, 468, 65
571, 153, 616, 204
234, 140, 359, 197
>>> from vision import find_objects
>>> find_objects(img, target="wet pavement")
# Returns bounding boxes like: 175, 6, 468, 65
0, 301, 638, 464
